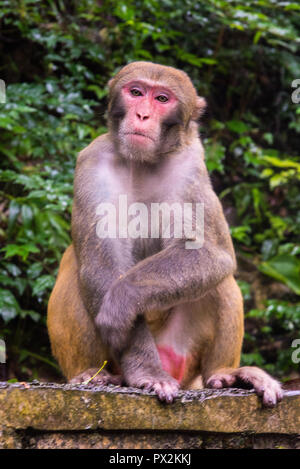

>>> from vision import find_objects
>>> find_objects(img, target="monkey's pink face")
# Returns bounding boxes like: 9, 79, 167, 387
118, 80, 178, 160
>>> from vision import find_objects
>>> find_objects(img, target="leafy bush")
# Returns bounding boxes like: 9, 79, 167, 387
243, 299, 300, 375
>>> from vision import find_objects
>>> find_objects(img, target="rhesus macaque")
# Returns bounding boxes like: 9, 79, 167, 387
47, 62, 282, 406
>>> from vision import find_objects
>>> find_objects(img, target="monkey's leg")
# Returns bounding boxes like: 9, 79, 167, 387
153, 275, 282, 407
199, 277, 282, 407
47, 245, 121, 385
152, 284, 223, 391
120, 316, 179, 403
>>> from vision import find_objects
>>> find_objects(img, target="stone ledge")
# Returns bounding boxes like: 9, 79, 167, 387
1, 382, 299, 436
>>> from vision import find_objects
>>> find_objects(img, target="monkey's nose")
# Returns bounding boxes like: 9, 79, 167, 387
137, 112, 150, 121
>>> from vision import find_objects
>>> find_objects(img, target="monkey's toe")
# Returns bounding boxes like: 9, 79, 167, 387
69, 368, 122, 386
130, 374, 179, 403
232, 366, 283, 407
206, 373, 236, 389
153, 379, 179, 403
207, 367, 283, 407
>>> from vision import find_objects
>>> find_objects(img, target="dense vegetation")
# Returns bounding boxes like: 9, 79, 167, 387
0, 0, 299, 382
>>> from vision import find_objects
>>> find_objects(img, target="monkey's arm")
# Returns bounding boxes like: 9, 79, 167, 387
96, 190, 236, 354
71, 141, 135, 316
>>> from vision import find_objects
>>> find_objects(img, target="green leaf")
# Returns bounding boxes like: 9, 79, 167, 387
8, 200, 20, 233
86, 85, 107, 100
27, 262, 43, 279
205, 141, 225, 173
0, 275, 27, 296
5, 263, 21, 277
259, 254, 300, 295
114, 3, 135, 21
2, 244, 40, 261
263, 133, 273, 144
0, 289, 20, 322
253, 31, 262, 44
227, 120, 250, 134
230, 225, 251, 245
20, 310, 41, 322
32, 275, 55, 296
241, 352, 265, 367
260, 155, 300, 171
21, 205, 34, 228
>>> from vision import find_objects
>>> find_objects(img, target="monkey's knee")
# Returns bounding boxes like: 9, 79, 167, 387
47, 245, 108, 380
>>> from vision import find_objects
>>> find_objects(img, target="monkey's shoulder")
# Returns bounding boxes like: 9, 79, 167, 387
76, 133, 114, 168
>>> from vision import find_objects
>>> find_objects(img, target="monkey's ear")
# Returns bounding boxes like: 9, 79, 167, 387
192, 97, 207, 121
108, 78, 114, 89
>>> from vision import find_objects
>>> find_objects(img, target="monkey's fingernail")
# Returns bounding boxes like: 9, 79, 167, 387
266, 400, 275, 408
263, 394, 276, 407
165, 393, 175, 403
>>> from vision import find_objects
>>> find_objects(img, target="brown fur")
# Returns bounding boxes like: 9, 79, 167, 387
47, 62, 282, 406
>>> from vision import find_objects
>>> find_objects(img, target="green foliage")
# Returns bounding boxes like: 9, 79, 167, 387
243, 299, 300, 374
259, 254, 300, 295
0, 0, 299, 378
248, 299, 300, 332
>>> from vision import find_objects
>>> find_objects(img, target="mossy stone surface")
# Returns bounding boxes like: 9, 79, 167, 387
0, 382, 299, 434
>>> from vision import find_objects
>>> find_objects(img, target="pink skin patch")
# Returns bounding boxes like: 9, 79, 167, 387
121, 80, 178, 140
157, 345, 186, 383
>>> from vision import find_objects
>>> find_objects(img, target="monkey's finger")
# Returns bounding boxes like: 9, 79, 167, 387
207, 378, 223, 389
162, 382, 179, 403
207, 374, 236, 389
142, 380, 156, 392
142, 378, 178, 403
154, 382, 178, 403
261, 383, 283, 407
277, 387, 284, 402
262, 388, 279, 408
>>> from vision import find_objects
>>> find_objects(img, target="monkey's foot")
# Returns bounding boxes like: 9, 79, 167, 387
69, 368, 122, 386
127, 372, 179, 403
206, 366, 283, 407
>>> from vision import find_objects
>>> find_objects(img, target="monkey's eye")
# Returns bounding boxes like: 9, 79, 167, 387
130, 89, 143, 97
156, 95, 168, 103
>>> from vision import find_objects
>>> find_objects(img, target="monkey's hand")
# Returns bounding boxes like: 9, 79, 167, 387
95, 277, 138, 355
206, 366, 283, 407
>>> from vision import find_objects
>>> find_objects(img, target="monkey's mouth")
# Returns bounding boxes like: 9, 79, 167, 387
125, 132, 154, 142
